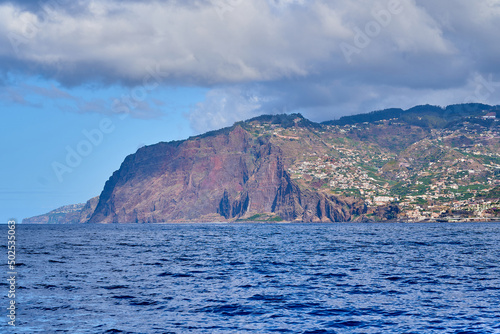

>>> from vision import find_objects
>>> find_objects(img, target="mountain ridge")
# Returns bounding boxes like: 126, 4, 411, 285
23, 103, 500, 223
87, 124, 366, 223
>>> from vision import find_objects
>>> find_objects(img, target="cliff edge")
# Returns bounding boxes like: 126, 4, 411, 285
88, 124, 365, 223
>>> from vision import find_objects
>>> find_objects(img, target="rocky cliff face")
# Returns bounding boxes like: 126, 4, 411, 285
88, 125, 365, 223
24, 105, 500, 224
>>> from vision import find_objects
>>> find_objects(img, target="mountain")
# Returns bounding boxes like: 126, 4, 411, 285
324, 103, 497, 128
88, 123, 365, 223
22, 197, 99, 224
23, 104, 500, 223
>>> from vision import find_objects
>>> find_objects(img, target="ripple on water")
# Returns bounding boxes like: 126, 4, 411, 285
6, 222, 500, 333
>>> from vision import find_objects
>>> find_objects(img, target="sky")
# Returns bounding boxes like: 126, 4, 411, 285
1, 0, 500, 222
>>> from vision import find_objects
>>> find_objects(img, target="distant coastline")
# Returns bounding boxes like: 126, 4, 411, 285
23, 104, 500, 225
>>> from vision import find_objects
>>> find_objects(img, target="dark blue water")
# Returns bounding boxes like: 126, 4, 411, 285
2, 223, 500, 333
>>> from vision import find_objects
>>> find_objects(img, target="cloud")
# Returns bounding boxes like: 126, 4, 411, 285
70, 97, 165, 119
1, 79, 75, 109
189, 71, 500, 131
0, 0, 473, 86
23, 83, 76, 99
0, 0, 499, 127
187, 87, 263, 132
1, 88, 41, 107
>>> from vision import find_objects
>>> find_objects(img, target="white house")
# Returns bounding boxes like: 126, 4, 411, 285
482, 112, 496, 120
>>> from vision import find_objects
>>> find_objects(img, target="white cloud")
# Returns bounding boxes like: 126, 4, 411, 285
187, 87, 264, 133
1, 0, 499, 128
1, 0, 485, 85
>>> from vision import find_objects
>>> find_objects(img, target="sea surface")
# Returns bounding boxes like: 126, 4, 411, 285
1, 222, 500, 333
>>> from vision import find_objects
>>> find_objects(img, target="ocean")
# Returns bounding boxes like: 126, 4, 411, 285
2, 222, 500, 333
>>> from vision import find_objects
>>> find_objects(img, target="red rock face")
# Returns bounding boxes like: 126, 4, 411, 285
88, 126, 365, 223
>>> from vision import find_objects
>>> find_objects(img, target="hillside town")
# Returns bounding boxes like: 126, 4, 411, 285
246, 111, 500, 222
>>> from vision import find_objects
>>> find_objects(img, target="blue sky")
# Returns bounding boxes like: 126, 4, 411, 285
1, 0, 500, 221
1, 76, 204, 221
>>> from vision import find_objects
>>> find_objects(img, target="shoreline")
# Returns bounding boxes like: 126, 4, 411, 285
16, 219, 500, 225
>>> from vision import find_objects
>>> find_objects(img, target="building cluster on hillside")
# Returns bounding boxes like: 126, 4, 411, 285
248, 117, 499, 221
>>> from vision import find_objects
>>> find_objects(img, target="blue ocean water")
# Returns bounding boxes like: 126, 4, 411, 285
1, 222, 500, 333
